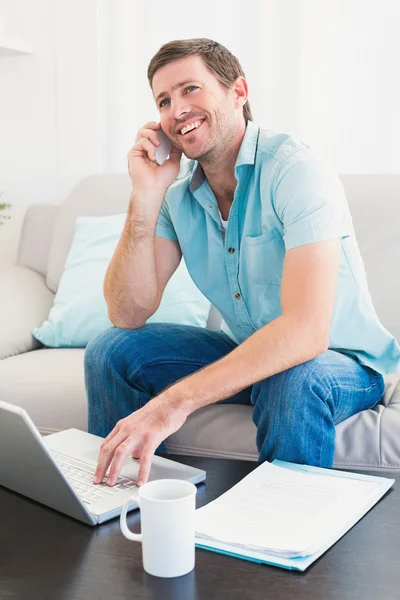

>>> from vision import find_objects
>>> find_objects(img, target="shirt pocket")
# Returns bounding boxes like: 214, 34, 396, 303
240, 228, 285, 286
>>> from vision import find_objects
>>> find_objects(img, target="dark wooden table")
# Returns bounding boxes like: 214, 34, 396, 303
0, 454, 399, 600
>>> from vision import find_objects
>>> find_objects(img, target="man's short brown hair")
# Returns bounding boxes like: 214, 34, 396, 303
148, 38, 253, 123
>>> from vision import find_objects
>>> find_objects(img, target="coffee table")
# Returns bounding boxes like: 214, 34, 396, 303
0, 454, 399, 600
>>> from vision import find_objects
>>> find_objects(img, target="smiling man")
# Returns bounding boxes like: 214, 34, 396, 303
84, 38, 400, 488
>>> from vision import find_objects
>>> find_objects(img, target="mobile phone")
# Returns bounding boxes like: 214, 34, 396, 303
155, 128, 173, 166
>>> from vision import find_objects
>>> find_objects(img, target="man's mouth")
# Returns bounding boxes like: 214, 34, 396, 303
178, 119, 206, 137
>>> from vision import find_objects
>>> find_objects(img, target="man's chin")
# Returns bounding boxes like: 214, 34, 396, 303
180, 150, 199, 161
181, 144, 210, 162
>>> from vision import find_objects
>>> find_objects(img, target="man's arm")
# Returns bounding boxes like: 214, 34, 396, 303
94, 237, 341, 486
167, 237, 341, 411
104, 192, 182, 329
105, 119, 183, 328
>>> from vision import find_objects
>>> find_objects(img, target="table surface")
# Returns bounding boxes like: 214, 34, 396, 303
0, 454, 399, 600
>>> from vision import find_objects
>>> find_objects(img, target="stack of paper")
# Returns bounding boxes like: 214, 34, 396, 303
195, 460, 394, 571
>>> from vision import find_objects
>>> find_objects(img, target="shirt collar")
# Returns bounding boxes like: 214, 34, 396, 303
189, 120, 259, 193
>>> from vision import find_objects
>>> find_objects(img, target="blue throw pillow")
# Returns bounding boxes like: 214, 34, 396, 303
33, 213, 210, 347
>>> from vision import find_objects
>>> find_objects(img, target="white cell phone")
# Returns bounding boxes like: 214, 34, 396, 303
155, 128, 173, 166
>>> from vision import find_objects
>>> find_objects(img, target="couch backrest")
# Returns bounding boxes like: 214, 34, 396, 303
17, 203, 59, 278
16, 173, 400, 339
339, 175, 400, 342
45, 174, 133, 293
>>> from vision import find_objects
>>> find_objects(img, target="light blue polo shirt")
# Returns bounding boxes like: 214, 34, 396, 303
156, 120, 400, 375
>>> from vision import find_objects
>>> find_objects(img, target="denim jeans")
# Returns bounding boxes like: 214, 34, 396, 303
84, 323, 385, 467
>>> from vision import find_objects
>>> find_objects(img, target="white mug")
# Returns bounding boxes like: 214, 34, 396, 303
120, 479, 197, 578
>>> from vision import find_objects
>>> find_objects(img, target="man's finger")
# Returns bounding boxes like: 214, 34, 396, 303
137, 442, 157, 487
106, 438, 136, 486
103, 423, 120, 445
93, 430, 127, 484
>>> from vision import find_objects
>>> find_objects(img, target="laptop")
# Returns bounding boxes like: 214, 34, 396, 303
0, 400, 206, 525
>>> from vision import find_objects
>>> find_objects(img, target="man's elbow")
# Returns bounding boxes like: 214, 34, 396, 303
107, 311, 146, 330
107, 303, 160, 330
315, 338, 330, 357
310, 327, 330, 356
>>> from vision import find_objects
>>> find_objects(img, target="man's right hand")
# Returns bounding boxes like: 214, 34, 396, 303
128, 121, 182, 199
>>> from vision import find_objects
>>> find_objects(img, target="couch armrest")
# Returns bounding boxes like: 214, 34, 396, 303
0, 265, 55, 360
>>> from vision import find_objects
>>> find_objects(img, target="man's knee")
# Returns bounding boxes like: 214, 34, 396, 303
84, 326, 142, 379
84, 324, 167, 382
85, 327, 120, 371
252, 355, 332, 415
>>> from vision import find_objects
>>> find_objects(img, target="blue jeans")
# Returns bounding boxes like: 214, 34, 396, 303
84, 323, 385, 467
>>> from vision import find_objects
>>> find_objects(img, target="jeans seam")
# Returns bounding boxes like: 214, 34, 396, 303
328, 380, 380, 395
317, 386, 331, 467
128, 358, 212, 384
326, 380, 381, 424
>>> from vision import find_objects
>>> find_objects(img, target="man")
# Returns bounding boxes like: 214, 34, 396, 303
85, 38, 400, 488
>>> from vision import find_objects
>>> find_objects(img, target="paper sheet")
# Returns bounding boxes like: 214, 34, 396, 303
195, 461, 380, 557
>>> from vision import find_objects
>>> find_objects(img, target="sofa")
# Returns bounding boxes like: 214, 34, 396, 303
1, 173, 400, 472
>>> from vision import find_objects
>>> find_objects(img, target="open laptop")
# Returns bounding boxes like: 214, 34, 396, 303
0, 400, 206, 525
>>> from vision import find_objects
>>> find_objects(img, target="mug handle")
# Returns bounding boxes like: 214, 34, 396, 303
120, 495, 143, 542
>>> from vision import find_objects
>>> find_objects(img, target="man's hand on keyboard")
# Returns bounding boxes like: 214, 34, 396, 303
92, 395, 188, 487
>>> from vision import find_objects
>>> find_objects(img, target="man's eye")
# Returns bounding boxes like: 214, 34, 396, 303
159, 86, 198, 108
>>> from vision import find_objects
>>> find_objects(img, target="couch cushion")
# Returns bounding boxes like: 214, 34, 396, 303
333, 373, 400, 470
0, 349, 88, 433
166, 404, 258, 460
2, 348, 400, 470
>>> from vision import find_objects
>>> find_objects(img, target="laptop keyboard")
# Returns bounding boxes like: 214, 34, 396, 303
53, 454, 137, 506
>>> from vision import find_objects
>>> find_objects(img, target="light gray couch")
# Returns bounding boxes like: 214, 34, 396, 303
1, 173, 400, 472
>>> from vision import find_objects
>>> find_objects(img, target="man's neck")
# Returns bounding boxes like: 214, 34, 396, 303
199, 120, 246, 208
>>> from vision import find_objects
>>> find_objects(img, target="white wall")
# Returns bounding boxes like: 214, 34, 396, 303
296, 0, 400, 172
0, 0, 102, 267
0, 0, 399, 268
100, 0, 400, 174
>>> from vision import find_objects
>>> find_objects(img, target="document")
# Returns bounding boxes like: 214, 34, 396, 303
194, 460, 394, 570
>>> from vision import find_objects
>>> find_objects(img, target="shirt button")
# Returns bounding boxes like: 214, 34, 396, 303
235, 293, 241, 300
228, 247, 235, 254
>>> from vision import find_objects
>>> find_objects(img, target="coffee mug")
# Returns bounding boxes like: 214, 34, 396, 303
120, 479, 197, 578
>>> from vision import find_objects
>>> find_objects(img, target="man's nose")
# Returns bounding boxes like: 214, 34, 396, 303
170, 98, 191, 121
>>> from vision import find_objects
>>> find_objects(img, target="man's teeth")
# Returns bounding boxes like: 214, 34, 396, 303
181, 120, 202, 135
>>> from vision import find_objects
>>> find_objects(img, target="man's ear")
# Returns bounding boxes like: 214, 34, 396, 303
232, 76, 248, 110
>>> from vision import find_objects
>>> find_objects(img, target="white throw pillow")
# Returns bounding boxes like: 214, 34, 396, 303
33, 213, 210, 347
